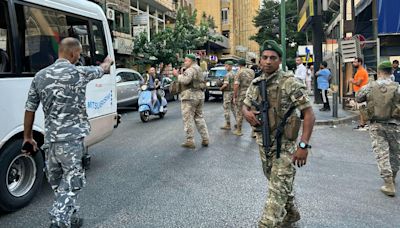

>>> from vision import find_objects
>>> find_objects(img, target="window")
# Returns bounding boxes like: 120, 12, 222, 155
0, 1, 11, 73
15, 4, 107, 73
92, 21, 108, 65
221, 8, 228, 24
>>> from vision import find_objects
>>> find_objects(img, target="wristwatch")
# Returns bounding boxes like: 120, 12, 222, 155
298, 141, 312, 149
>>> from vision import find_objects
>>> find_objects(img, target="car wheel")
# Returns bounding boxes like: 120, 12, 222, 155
0, 139, 44, 212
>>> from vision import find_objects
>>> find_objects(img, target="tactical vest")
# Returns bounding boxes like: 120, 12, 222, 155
366, 81, 399, 121
224, 71, 235, 92
181, 65, 206, 91
257, 74, 301, 141
239, 69, 254, 93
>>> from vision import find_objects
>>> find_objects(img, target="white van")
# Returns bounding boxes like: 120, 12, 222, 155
0, 0, 118, 212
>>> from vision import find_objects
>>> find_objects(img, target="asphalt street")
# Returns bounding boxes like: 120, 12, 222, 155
0, 100, 399, 228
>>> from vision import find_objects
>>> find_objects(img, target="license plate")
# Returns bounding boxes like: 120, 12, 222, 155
209, 90, 222, 95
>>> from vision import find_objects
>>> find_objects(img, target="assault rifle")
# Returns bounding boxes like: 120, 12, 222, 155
251, 79, 271, 158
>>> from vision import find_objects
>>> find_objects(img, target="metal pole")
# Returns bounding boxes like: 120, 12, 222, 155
280, 0, 286, 71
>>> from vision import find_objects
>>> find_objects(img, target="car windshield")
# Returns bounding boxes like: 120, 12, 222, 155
209, 69, 227, 77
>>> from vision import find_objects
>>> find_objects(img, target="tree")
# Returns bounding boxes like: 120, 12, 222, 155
132, 8, 221, 72
252, 0, 309, 69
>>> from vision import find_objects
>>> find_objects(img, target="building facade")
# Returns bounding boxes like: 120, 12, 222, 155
195, 0, 260, 62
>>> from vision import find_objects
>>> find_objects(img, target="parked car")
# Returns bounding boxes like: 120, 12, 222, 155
116, 68, 143, 107
205, 66, 238, 101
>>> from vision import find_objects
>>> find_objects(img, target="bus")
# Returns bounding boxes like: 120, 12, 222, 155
0, 0, 118, 212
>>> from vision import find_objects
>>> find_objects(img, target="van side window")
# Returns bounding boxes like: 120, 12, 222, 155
16, 4, 93, 73
91, 21, 108, 65
0, 1, 11, 73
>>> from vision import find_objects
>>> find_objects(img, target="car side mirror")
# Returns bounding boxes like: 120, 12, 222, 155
116, 75, 122, 83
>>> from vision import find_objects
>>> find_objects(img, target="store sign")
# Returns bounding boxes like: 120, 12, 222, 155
114, 37, 134, 55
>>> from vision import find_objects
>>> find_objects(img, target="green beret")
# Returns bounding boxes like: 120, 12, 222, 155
225, 61, 234, 66
238, 59, 246, 66
378, 61, 392, 70
261, 40, 282, 57
185, 54, 196, 61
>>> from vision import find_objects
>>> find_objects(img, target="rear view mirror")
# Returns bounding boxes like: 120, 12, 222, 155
116, 75, 122, 83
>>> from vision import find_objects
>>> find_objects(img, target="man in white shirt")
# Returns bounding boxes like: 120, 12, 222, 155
295, 57, 307, 83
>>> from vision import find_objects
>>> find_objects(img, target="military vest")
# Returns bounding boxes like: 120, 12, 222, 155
239, 68, 255, 93
181, 64, 206, 91
224, 71, 235, 92
366, 81, 399, 121
255, 73, 301, 141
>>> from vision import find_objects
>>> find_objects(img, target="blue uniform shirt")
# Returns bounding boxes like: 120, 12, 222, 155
317, 68, 331, 90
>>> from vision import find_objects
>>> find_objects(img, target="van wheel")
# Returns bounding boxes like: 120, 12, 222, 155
0, 139, 44, 212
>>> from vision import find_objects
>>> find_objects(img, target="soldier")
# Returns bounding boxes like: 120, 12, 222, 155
220, 60, 237, 130
356, 61, 400, 197
22, 37, 113, 228
173, 54, 209, 149
233, 58, 255, 136
242, 40, 315, 227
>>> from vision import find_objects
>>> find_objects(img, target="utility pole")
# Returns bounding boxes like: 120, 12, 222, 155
312, 0, 323, 104
280, 0, 286, 71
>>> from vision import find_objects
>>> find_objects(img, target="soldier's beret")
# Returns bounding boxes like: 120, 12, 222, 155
185, 54, 196, 61
238, 58, 246, 66
225, 61, 234, 66
261, 40, 282, 57
378, 61, 392, 70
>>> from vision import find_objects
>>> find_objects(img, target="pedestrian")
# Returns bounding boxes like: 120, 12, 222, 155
220, 60, 237, 130
356, 61, 400, 197
315, 61, 331, 111
306, 63, 314, 94
233, 58, 255, 136
173, 54, 209, 149
294, 57, 307, 83
350, 57, 369, 130
242, 40, 315, 227
393, 60, 400, 83
22, 37, 113, 228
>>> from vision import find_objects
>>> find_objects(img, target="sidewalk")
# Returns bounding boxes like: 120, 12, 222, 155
311, 96, 359, 126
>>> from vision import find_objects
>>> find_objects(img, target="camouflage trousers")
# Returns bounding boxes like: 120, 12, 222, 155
44, 139, 86, 227
369, 123, 400, 179
257, 141, 297, 228
181, 99, 209, 143
235, 95, 246, 130
223, 91, 236, 125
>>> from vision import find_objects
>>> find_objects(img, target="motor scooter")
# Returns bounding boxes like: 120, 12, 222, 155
138, 84, 168, 122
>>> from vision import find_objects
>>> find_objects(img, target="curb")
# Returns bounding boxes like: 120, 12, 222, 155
315, 113, 359, 126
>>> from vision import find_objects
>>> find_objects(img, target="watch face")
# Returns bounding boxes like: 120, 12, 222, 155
299, 142, 306, 148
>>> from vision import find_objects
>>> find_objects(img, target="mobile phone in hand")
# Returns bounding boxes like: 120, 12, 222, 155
22, 142, 36, 155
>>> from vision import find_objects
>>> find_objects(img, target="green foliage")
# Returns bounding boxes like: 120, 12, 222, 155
132, 8, 221, 69
252, 0, 309, 68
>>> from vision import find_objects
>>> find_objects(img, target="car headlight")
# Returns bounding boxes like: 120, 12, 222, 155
211, 81, 216, 86
206, 82, 210, 87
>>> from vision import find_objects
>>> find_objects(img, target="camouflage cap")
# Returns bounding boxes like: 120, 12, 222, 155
378, 61, 392, 70
185, 54, 196, 61
261, 40, 282, 57
238, 58, 246, 66
225, 60, 234, 66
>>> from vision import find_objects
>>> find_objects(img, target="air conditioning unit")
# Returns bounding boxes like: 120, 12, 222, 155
107, 8, 115, 21
339, 39, 361, 63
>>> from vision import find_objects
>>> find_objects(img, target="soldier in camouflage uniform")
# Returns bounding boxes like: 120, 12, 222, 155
356, 61, 400, 197
242, 40, 315, 228
233, 58, 255, 136
220, 61, 237, 130
23, 38, 113, 228
173, 54, 209, 149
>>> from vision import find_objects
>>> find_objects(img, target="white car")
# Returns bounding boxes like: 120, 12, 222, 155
116, 68, 144, 107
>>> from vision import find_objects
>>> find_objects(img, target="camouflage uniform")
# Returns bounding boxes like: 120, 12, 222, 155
223, 70, 236, 126
234, 67, 255, 131
178, 63, 209, 144
243, 70, 311, 228
25, 58, 105, 227
356, 78, 400, 180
